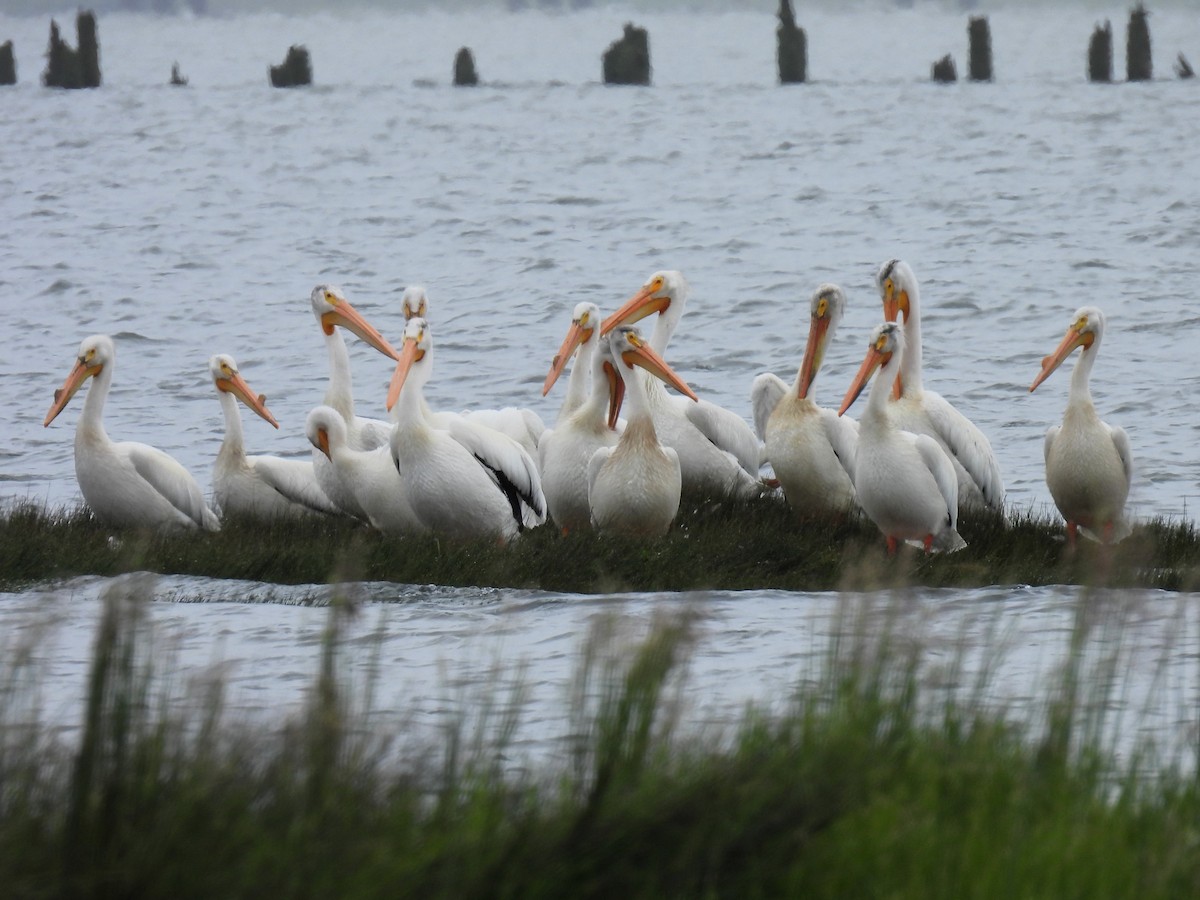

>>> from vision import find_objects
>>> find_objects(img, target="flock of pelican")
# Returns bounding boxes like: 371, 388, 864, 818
42, 260, 1133, 552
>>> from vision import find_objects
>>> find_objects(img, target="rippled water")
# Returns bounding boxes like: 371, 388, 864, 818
2, 6, 1199, 754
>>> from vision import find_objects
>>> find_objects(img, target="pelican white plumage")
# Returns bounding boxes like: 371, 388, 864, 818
386, 318, 546, 542
538, 302, 620, 532
210, 354, 340, 520
750, 283, 858, 518
305, 406, 422, 534
587, 325, 699, 536
875, 259, 1005, 513
600, 270, 763, 502
838, 322, 965, 555
309, 284, 401, 518
43, 334, 220, 531
1029, 306, 1132, 547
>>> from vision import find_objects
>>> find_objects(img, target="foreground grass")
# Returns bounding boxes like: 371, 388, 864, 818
2, 584, 1200, 898
2, 499, 1198, 593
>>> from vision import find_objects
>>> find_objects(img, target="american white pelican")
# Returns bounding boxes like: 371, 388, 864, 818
875, 259, 1005, 513
587, 325, 699, 536
386, 318, 546, 542
1029, 306, 1132, 547
305, 406, 422, 535
43, 334, 220, 532
309, 284, 402, 517
400, 283, 547, 458
838, 323, 965, 555
600, 270, 763, 502
538, 302, 621, 532
750, 283, 858, 518
210, 354, 341, 520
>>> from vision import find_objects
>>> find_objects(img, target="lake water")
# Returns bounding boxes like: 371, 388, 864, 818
1, 4, 1199, 763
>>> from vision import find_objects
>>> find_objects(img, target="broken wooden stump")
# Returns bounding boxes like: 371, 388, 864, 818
43, 11, 101, 89
77, 10, 100, 88
602, 22, 650, 86
776, 0, 807, 84
270, 44, 311, 88
1176, 52, 1194, 79
968, 15, 992, 81
1126, 3, 1152, 81
454, 47, 478, 86
931, 54, 957, 83
1088, 20, 1113, 82
0, 41, 15, 86
170, 61, 188, 86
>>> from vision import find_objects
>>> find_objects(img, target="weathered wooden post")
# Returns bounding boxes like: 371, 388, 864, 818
602, 23, 650, 86
967, 15, 992, 81
77, 10, 100, 88
44, 19, 82, 88
776, 0, 807, 84
0, 41, 15, 86
170, 62, 188, 86
1088, 21, 1113, 82
1176, 53, 1195, 78
1126, 3, 1152, 81
270, 44, 311, 88
931, 54, 957, 83
454, 47, 478, 86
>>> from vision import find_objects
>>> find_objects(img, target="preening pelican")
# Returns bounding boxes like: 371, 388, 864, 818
210, 354, 340, 520
875, 259, 1005, 513
309, 284, 401, 517
588, 325, 700, 536
838, 323, 965, 555
401, 283, 546, 458
1029, 306, 1132, 546
44, 334, 220, 531
386, 318, 546, 542
750, 283, 858, 518
305, 406, 422, 534
601, 270, 763, 502
538, 302, 620, 532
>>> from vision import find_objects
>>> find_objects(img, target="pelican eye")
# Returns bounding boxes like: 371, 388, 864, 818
816, 298, 828, 318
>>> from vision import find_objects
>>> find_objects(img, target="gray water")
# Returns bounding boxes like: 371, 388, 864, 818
1, 6, 1199, 761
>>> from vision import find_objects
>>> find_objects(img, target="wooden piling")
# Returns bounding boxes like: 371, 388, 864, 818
1176, 52, 1195, 79
77, 10, 100, 88
931, 54, 957, 83
1088, 20, 1113, 82
776, 0, 807, 84
43, 19, 83, 88
170, 62, 188, 86
1126, 3, 1152, 81
602, 23, 650, 86
0, 41, 15, 86
269, 44, 311, 88
454, 47, 478, 86
967, 15, 992, 81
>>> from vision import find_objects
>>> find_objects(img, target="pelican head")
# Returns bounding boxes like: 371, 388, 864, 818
309, 284, 401, 361
798, 283, 847, 399
542, 300, 601, 396
601, 269, 688, 336
1029, 306, 1106, 393
386, 317, 432, 411
838, 321, 904, 416
44, 334, 114, 427
209, 354, 279, 429
401, 285, 428, 321
876, 258, 915, 325
605, 324, 698, 428
305, 405, 347, 461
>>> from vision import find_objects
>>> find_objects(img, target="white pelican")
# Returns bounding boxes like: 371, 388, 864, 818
538, 302, 620, 532
402, 283, 547, 459
875, 259, 1005, 513
600, 270, 763, 502
386, 318, 546, 542
838, 323, 965, 555
750, 283, 858, 518
305, 406, 423, 535
44, 334, 220, 532
310, 284, 402, 518
210, 354, 341, 520
1029, 306, 1132, 547
587, 325, 699, 536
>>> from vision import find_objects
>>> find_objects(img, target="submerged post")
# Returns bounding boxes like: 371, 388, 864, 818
776, 0, 807, 84
602, 22, 650, 85
1176, 53, 1195, 79
1088, 20, 1113, 83
0, 41, 15, 85
1126, 3, 1152, 81
77, 10, 100, 88
454, 47, 478, 86
931, 54, 957, 83
270, 44, 312, 88
967, 15, 992, 81
170, 61, 188, 86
